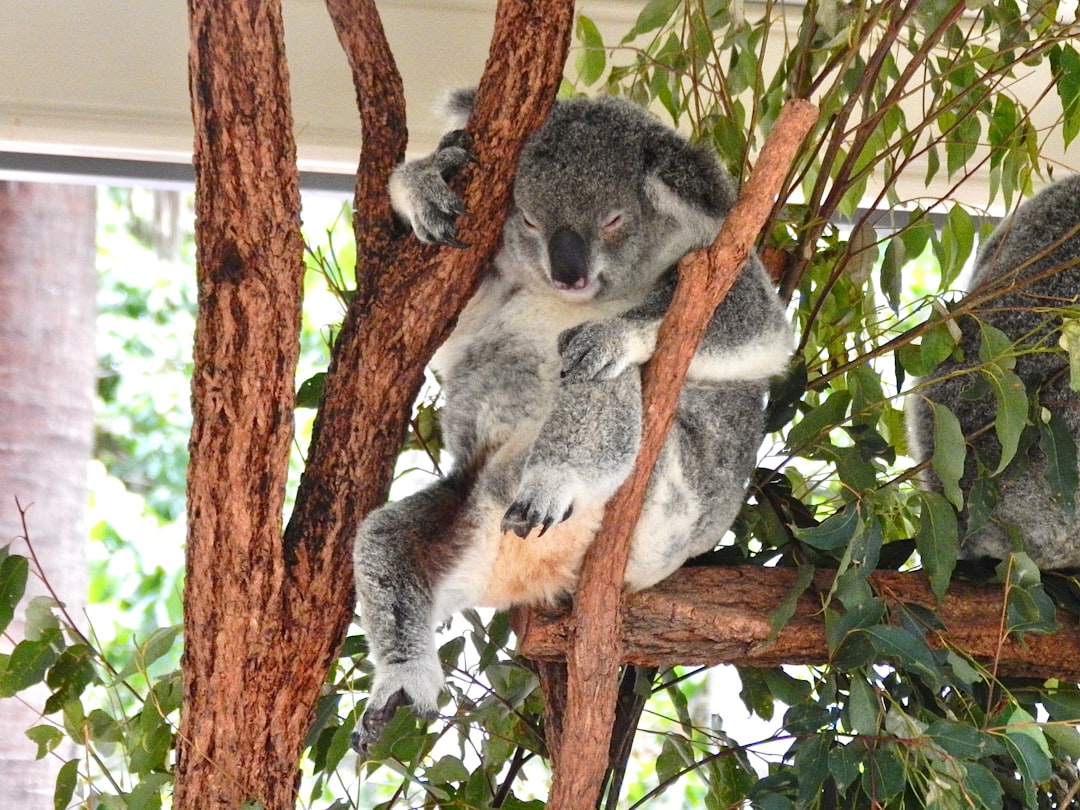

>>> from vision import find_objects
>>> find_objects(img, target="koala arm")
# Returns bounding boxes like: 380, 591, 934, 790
560, 263, 792, 386
387, 129, 474, 246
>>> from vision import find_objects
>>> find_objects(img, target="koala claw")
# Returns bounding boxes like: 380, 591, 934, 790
352, 687, 413, 758
501, 500, 574, 539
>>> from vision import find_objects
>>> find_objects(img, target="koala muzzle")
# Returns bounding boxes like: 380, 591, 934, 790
548, 226, 589, 291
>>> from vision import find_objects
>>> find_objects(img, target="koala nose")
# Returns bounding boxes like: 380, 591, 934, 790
548, 226, 589, 290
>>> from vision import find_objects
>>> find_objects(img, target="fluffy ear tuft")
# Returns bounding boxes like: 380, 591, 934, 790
642, 131, 736, 219
435, 87, 477, 130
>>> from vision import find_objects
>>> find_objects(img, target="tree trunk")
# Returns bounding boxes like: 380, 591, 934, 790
178, 1, 573, 807
0, 181, 95, 809
175, 1, 306, 807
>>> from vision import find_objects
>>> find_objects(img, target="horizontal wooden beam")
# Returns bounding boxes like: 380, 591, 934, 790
513, 566, 1080, 681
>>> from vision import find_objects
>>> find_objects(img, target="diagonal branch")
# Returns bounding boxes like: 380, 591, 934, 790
543, 99, 819, 809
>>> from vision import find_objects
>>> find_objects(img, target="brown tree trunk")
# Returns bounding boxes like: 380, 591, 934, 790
178, 1, 573, 807
0, 181, 95, 809
175, 1, 306, 807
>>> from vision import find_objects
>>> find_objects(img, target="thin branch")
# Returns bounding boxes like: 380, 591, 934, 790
543, 98, 819, 810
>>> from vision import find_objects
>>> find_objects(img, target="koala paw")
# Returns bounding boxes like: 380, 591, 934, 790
502, 470, 576, 538
388, 130, 474, 247
558, 320, 638, 383
351, 658, 442, 758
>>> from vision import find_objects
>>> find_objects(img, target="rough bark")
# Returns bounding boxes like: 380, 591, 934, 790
543, 100, 820, 810
0, 181, 95, 810
179, 1, 573, 807
516, 566, 1080, 681
176, 1, 306, 807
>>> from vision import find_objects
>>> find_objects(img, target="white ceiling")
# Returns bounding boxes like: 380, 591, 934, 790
0, 0, 641, 174
2, 1, 1074, 204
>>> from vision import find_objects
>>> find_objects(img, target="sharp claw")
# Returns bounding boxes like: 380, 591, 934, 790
443, 237, 469, 249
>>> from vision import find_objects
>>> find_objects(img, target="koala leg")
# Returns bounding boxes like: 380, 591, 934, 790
503, 370, 642, 538
627, 381, 767, 590
352, 475, 471, 756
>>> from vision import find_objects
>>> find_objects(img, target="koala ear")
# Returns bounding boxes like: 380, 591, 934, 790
642, 129, 736, 219
436, 87, 477, 130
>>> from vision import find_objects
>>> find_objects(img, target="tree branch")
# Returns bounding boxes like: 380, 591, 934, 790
542, 99, 820, 809
517, 566, 1080, 682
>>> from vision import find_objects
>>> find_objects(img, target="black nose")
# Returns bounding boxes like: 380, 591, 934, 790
548, 227, 589, 290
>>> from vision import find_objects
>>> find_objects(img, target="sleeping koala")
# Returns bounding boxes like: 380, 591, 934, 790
352, 92, 792, 753
907, 174, 1080, 568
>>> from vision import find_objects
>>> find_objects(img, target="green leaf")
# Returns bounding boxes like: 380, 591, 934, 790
0, 550, 28, 636
880, 237, 905, 314
87, 708, 124, 743
786, 390, 851, 451
794, 504, 862, 551
26, 724, 64, 760
0, 630, 63, 696
24, 595, 59, 640
828, 743, 860, 792
862, 743, 906, 801
941, 204, 975, 288
861, 625, 944, 687
426, 754, 470, 785
978, 322, 1016, 369
766, 563, 816, 643
983, 365, 1028, 474
55, 759, 79, 810
574, 15, 606, 86
1058, 317, 1080, 391
45, 644, 99, 714
656, 734, 689, 783
127, 773, 171, 810
295, 372, 325, 409
1042, 687, 1080, 721
794, 734, 830, 808
926, 719, 1004, 759
1039, 409, 1078, 515
915, 491, 959, 601
1051, 44, 1080, 147
928, 401, 966, 509
623, 0, 681, 40
845, 676, 879, 736
1002, 732, 1052, 807
961, 761, 1004, 810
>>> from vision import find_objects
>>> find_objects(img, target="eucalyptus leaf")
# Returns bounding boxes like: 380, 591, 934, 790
1038, 409, 1077, 514
983, 365, 1028, 473
928, 400, 966, 509
915, 491, 959, 601
0, 551, 28, 637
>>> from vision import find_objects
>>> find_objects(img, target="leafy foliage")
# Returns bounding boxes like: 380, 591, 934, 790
5, 1, 1080, 808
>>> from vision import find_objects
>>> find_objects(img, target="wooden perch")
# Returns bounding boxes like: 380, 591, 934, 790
517, 566, 1080, 682
541, 99, 820, 810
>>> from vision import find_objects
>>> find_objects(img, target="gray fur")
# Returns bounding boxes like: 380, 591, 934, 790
353, 94, 792, 754
908, 174, 1080, 568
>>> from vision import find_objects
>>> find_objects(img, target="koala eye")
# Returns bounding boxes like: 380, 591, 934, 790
521, 211, 539, 232
600, 212, 625, 238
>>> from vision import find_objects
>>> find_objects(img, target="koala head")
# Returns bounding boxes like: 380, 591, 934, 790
495, 97, 735, 303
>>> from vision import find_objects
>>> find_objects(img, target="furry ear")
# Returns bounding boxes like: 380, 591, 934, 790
436, 87, 477, 130
642, 129, 736, 218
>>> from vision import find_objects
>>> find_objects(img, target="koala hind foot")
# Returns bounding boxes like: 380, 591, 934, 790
502, 469, 576, 538
352, 656, 442, 757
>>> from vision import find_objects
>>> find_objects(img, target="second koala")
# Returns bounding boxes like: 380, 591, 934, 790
352, 94, 792, 752
908, 174, 1080, 568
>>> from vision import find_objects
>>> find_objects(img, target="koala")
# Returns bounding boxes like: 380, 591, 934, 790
908, 174, 1080, 568
351, 91, 792, 754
